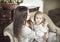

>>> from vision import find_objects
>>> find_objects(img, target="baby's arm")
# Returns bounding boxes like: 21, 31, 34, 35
43, 31, 49, 42
45, 31, 49, 39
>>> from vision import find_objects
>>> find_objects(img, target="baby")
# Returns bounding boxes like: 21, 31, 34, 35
33, 11, 49, 42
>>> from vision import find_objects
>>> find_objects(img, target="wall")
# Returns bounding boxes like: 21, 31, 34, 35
43, 0, 60, 14
58, 1, 60, 8
20, 0, 43, 12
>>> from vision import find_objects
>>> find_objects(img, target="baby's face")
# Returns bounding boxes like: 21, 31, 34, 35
35, 14, 43, 25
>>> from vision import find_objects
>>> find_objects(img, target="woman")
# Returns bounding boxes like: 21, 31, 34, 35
13, 6, 35, 42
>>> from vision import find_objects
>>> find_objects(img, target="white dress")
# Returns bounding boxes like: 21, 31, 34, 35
34, 24, 49, 42
19, 25, 35, 42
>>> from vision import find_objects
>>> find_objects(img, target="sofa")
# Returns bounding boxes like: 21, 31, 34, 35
48, 8, 60, 27
3, 14, 60, 42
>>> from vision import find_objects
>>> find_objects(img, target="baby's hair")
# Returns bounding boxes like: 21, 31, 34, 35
34, 11, 46, 26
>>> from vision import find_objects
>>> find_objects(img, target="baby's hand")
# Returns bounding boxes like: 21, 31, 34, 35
45, 32, 48, 39
43, 32, 48, 41
45, 20, 48, 26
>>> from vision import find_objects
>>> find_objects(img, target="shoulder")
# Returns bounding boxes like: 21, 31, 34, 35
22, 25, 32, 33
22, 25, 34, 36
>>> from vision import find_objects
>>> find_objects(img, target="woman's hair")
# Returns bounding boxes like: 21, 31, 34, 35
13, 6, 28, 38
34, 11, 46, 26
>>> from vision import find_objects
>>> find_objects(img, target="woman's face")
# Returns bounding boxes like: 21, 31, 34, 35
26, 10, 31, 20
26, 9, 37, 21
35, 14, 43, 25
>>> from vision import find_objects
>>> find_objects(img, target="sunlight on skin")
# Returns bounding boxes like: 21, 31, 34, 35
26, 10, 31, 20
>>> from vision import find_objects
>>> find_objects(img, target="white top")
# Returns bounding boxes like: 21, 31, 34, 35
34, 24, 49, 42
19, 25, 35, 42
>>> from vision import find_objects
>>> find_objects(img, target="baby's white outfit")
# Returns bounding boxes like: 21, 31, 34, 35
34, 24, 49, 42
